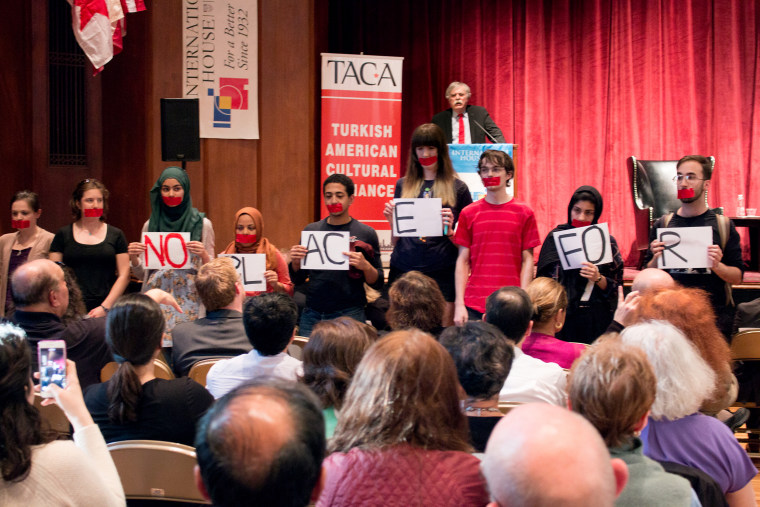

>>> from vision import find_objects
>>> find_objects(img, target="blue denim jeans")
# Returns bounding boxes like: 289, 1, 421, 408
298, 306, 366, 337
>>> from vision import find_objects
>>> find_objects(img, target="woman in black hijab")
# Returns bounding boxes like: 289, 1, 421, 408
536, 186, 623, 344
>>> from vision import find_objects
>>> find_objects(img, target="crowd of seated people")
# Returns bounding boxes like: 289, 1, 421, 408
0, 147, 757, 505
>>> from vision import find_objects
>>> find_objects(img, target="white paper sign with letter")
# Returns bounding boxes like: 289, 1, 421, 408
656, 226, 712, 269
220, 254, 266, 292
552, 223, 613, 270
300, 231, 350, 270
392, 198, 443, 237
143, 232, 192, 269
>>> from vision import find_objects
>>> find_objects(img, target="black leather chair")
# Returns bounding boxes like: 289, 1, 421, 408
628, 156, 715, 268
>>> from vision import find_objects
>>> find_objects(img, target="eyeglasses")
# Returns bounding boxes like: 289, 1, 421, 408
478, 166, 506, 175
673, 174, 706, 183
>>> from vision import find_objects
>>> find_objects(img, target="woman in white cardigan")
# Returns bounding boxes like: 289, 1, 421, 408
0, 191, 54, 317
0, 322, 125, 506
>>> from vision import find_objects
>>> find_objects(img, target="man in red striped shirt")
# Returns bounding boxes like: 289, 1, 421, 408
453, 150, 540, 325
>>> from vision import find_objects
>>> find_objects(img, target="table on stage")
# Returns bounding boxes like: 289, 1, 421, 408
730, 216, 760, 272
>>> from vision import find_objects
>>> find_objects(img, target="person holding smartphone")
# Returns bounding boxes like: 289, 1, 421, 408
0, 322, 125, 505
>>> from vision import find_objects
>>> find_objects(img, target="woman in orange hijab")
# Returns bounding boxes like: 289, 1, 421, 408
220, 207, 294, 297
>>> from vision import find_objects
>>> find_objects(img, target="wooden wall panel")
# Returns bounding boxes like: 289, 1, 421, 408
259, 0, 317, 250
3, 0, 317, 253
0, 3, 34, 236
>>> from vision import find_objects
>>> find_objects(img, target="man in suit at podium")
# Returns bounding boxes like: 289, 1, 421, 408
432, 81, 505, 144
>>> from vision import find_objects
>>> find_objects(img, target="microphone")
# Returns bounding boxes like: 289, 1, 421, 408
471, 118, 500, 144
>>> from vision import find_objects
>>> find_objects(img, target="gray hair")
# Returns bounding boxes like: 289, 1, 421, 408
445, 81, 471, 99
620, 321, 715, 420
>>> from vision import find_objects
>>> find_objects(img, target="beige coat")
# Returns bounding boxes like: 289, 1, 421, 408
0, 228, 55, 316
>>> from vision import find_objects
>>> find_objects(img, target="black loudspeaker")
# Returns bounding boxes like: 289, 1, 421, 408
160, 98, 200, 162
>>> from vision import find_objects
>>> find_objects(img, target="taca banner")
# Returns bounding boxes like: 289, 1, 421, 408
320, 53, 403, 256
182, 0, 259, 139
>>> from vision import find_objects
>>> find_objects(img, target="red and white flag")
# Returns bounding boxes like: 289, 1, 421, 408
68, 0, 112, 69
121, 0, 146, 13
69, 0, 147, 71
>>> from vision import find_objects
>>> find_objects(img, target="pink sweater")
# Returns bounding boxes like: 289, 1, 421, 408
521, 331, 586, 369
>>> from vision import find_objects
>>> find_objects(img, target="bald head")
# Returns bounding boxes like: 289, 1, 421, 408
11, 259, 68, 315
195, 379, 325, 507
482, 404, 628, 507
631, 268, 675, 293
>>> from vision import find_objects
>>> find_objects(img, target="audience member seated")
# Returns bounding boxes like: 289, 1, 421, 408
481, 403, 628, 507
620, 321, 757, 504
194, 379, 326, 507
440, 321, 514, 452
171, 257, 252, 377
523, 277, 586, 368
633, 288, 738, 418
568, 340, 695, 506
0, 322, 125, 505
206, 292, 302, 398
483, 287, 567, 406
10, 259, 112, 389
300, 317, 374, 438
631, 268, 676, 293
386, 270, 446, 337
318, 330, 489, 506
84, 293, 213, 445
604, 268, 675, 334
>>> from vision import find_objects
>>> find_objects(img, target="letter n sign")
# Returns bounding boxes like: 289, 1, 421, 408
143, 232, 192, 269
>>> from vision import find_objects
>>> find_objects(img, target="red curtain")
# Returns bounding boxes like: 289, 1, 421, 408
327, 0, 760, 265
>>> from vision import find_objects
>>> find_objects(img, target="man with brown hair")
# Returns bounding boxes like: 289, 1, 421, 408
171, 257, 251, 376
644, 155, 743, 337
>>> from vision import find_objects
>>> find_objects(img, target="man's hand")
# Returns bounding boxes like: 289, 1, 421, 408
144, 288, 183, 313
647, 239, 665, 267
289, 245, 307, 270
343, 251, 371, 271
707, 244, 723, 269
612, 287, 640, 328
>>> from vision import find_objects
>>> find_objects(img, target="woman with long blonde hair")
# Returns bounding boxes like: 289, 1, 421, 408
382, 123, 472, 325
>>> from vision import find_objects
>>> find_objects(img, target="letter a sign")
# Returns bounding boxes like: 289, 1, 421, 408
300, 231, 350, 270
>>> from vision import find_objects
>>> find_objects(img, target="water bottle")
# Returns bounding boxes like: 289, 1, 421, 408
738, 194, 746, 217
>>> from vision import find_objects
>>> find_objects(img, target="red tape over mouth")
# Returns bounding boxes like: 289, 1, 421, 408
677, 188, 695, 199
326, 203, 343, 213
11, 220, 30, 229
162, 196, 182, 206
83, 208, 103, 218
481, 177, 501, 187
236, 234, 257, 243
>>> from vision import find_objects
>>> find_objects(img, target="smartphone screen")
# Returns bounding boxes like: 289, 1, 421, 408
38, 340, 66, 398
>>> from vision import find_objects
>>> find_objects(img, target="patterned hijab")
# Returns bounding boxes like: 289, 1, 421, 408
221, 207, 279, 270
147, 167, 205, 241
